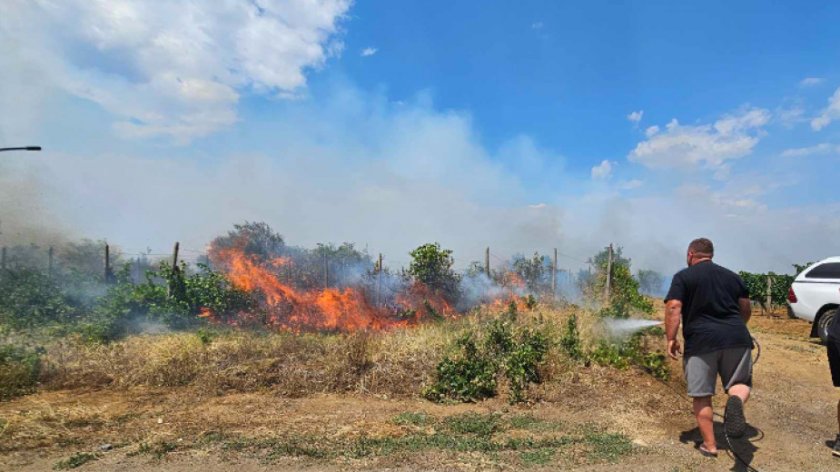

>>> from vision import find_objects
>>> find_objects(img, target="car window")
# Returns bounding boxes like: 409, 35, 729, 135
805, 262, 840, 279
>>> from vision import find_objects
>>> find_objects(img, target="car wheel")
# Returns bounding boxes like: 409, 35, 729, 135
818, 309, 838, 344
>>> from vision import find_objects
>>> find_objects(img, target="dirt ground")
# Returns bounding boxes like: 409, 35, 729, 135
1, 311, 838, 471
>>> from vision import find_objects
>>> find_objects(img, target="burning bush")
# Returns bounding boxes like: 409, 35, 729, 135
407, 243, 460, 300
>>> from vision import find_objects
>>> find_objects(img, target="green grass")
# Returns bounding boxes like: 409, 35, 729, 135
129, 440, 177, 460
208, 412, 634, 467
443, 412, 502, 437
520, 448, 555, 465
507, 414, 563, 432
53, 452, 98, 470
584, 431, 634, 462
391, 411, 430, 426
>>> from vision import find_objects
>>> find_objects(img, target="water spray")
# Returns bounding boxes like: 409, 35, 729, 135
599, 316, 763, 470
602, 318, 662, 337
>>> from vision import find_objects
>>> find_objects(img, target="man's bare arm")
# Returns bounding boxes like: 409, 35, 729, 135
665, 299, 682, 359
738, 298, 752, 324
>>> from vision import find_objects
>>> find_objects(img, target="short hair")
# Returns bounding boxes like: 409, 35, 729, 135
688, 238, 714, 256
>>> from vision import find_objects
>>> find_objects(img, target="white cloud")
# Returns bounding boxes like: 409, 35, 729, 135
361, 47, 377, 57
531, 21, 544, 30
591, 160, 613, 180
776, 104, 805, 128
800, 77, 824, 87
628, 107, 770, 171
644, 125, 659, 137
0, 0, 351, 141
3, 81, 839, 277
618, 179, 643, 190
627, 110, 643, 124
781, 143, 840, 157
812, 87, 840, 131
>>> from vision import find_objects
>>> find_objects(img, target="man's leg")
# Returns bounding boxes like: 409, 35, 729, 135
693, 396, 716, 453
722, 348, 752, 438
728, 383, 751, 403
685, 353, 717, 453
828, 342, 840, 456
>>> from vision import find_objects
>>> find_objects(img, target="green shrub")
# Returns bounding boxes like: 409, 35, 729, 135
423, 333, 497, 402
559, 314, 584, 361
558, 314, 668, 381
0, 269, 80, 329
0, 344, 42, 400
82, 262, 255, 343
589, 336, 669, 381
505, 329, 549, 403
523, 294, 538, 310
408, 243, 461, 300
425, 318, 550, 403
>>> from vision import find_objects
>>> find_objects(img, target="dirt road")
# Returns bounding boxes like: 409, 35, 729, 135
1, 314, 838, 471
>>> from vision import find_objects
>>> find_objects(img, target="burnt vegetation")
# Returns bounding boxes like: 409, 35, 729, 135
0, 222, 670, 404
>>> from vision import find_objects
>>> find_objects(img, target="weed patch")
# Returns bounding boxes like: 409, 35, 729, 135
130, 440, 177, 459
520, 448, 554, 465
584, 431, 634, 462
444, 412, 502, 437
53, 452, 98, 470
391, 411, 430, 426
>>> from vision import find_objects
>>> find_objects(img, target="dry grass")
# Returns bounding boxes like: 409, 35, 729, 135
2, 303, 664, 405
31, 305, 577, 399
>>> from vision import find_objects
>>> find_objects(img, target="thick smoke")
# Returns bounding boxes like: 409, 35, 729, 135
1, 83, 838, 278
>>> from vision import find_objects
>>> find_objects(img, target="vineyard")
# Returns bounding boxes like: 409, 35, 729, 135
739, 266, 808, 310
1, 224, 825, 470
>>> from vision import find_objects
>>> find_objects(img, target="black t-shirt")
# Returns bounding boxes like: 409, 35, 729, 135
665, 260, 752, 356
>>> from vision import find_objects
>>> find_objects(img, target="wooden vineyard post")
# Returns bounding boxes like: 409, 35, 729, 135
168, 242, 180, 296
172, 242, 180, 270
48, 246, 54, 278
552, 248, 558, 298
377, 253, 383, 306
105, 244, 111, 283
485, 247, 490, 278
766, 274, 773, 312
323, 252, 329, 289
1, 246, 6, 271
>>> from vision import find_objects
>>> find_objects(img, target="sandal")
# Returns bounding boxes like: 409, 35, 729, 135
698, 444, 719, 458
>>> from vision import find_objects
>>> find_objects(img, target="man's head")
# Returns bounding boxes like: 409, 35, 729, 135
686, 238, 714, 267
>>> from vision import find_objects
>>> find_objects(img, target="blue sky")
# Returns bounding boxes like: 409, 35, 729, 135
1, 1, 839, 274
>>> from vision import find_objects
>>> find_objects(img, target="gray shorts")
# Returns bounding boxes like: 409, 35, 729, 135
684, 347, 752, 397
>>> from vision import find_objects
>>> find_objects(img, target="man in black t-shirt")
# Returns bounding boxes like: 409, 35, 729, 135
664, 238, 753, 458
825, 308, 840, 457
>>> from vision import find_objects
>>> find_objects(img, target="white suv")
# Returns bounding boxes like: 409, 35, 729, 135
788, 257, 840, 343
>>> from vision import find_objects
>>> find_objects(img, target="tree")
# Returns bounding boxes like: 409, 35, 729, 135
210, 221, 285, 262
312, 242, 374, 288
636, 269, 665, 296
511, 252, 550, 293
586, 246, 653, 317
465, 261, 486, 279
408, 243, 460, 298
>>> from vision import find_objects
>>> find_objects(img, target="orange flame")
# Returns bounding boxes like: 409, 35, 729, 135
204, 244, 457, 332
